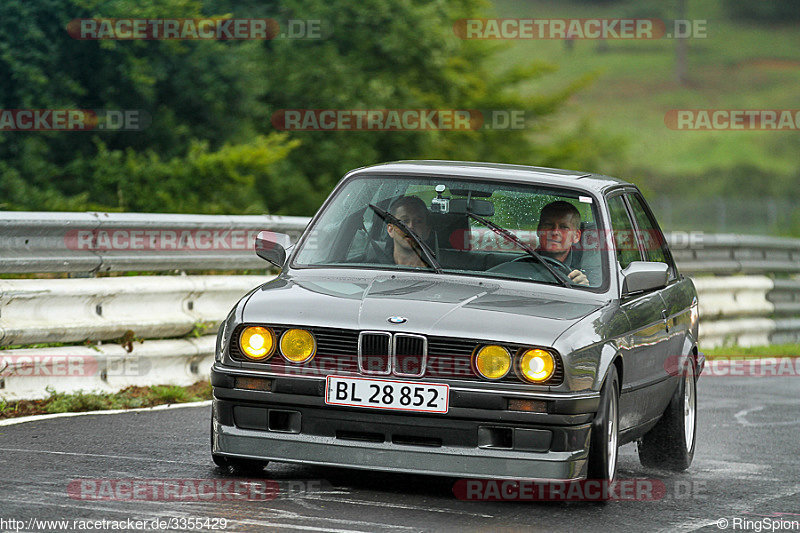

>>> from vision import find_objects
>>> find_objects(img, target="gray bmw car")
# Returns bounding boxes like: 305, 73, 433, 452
211, 160, 703, 482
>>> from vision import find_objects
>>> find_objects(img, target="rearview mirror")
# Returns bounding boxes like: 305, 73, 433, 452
255, 231, 292, 268
621, 261, 669, 294
448, 198, 495, 217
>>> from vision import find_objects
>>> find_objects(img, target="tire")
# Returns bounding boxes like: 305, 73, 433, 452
637, 356, 697, 471
587, 365, 620, 482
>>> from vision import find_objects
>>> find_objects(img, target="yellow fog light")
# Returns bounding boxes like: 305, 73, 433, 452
239, 326, 275, 360
519, 349, 555, 383
474, 345, 511, 380
280, 329, 316, 363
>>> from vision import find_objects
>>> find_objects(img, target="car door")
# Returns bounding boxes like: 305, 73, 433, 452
606, 192, 672, 431
625, 191, 695, 378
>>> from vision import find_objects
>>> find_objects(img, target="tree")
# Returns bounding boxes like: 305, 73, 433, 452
724, 0, 800, 23
1, 0, 618, 215
242, 0, 621, 209
0, 0, 298, 212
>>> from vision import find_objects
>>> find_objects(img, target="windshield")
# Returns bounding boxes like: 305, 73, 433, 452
293, 175, 606, 289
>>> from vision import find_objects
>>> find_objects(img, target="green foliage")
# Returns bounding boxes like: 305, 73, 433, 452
188, 321, 217, 338
0, 0, 295, 213
253, 0, 616, 204
723, 0, 800, 23
0, 398, 16, 416
71, 133, 301, 213
704, 344, 800, 357
0, 342, 68, 350
149, 384, 190, 403
44, 386, 121, 413
0, 0, 617, 215
37, 382, 211, 414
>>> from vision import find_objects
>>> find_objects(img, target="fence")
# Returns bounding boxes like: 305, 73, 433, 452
1, 211, 799, 400
650, 197, 798, 236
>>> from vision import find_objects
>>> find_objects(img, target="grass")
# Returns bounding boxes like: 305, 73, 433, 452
0, 381, 211, 419
488, 0, 800, 219
0, 342, 70, 351
703, 343, 800, 358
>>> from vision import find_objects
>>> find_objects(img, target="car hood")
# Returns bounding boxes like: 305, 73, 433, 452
241, 270, 607, 346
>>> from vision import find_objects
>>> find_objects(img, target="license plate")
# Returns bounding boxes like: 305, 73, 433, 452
325, 375, 449, 414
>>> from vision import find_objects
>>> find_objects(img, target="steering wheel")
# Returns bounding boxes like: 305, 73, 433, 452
508, 254, 574, 282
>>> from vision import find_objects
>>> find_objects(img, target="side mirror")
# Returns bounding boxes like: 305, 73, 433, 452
621, 261, 669, 294
255, 231, 292, 268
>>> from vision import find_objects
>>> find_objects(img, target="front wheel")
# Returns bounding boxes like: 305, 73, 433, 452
637, 357, 697, 470
587, 365, 620, 481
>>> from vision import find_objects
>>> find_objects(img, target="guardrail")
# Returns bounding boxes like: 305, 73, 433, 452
693, 276, 800, 347
1, 211, 799, 400
2, 211, 800, 275
0, 275, 267, 345
667, 233, 800, 275
0, 211, 308, 274
0, 275, 270, 400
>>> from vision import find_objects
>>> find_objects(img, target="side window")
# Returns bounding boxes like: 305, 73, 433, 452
607, 195, 642, 269
627, 193, 677, 277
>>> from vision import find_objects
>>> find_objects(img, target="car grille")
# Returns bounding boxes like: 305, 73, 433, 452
228, 324, 563, 385
358, 331, 391, 375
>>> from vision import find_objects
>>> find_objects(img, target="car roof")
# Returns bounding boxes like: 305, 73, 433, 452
346, 160, 633, 194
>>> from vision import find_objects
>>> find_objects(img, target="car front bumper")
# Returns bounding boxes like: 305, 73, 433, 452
211, 365, 600, 481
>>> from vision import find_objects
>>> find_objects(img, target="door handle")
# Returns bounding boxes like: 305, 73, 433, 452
661, 309, 669, 333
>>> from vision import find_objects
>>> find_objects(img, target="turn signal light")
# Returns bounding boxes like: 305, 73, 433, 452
507, 399, 547, 413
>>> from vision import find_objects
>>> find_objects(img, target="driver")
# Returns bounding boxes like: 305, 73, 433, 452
385, 195, 432, 267
536, 201, 590, 286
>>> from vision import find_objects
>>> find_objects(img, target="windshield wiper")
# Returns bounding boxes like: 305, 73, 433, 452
368, 204, 442, 273
465, 210, 571, 287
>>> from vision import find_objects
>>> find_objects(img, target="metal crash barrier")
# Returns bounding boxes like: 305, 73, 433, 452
1, 211, 798, 399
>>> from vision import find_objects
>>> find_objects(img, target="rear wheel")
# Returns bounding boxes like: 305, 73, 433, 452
587, 365, 620, 482
638, 357, 697, 470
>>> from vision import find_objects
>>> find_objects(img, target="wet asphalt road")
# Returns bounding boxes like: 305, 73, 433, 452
1, 375, 798, 533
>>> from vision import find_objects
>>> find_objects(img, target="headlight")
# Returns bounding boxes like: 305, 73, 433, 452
280, 329, 316, 363
518, 348, 555, 383
474, 345, 511, 380
239, 326, 275, 360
